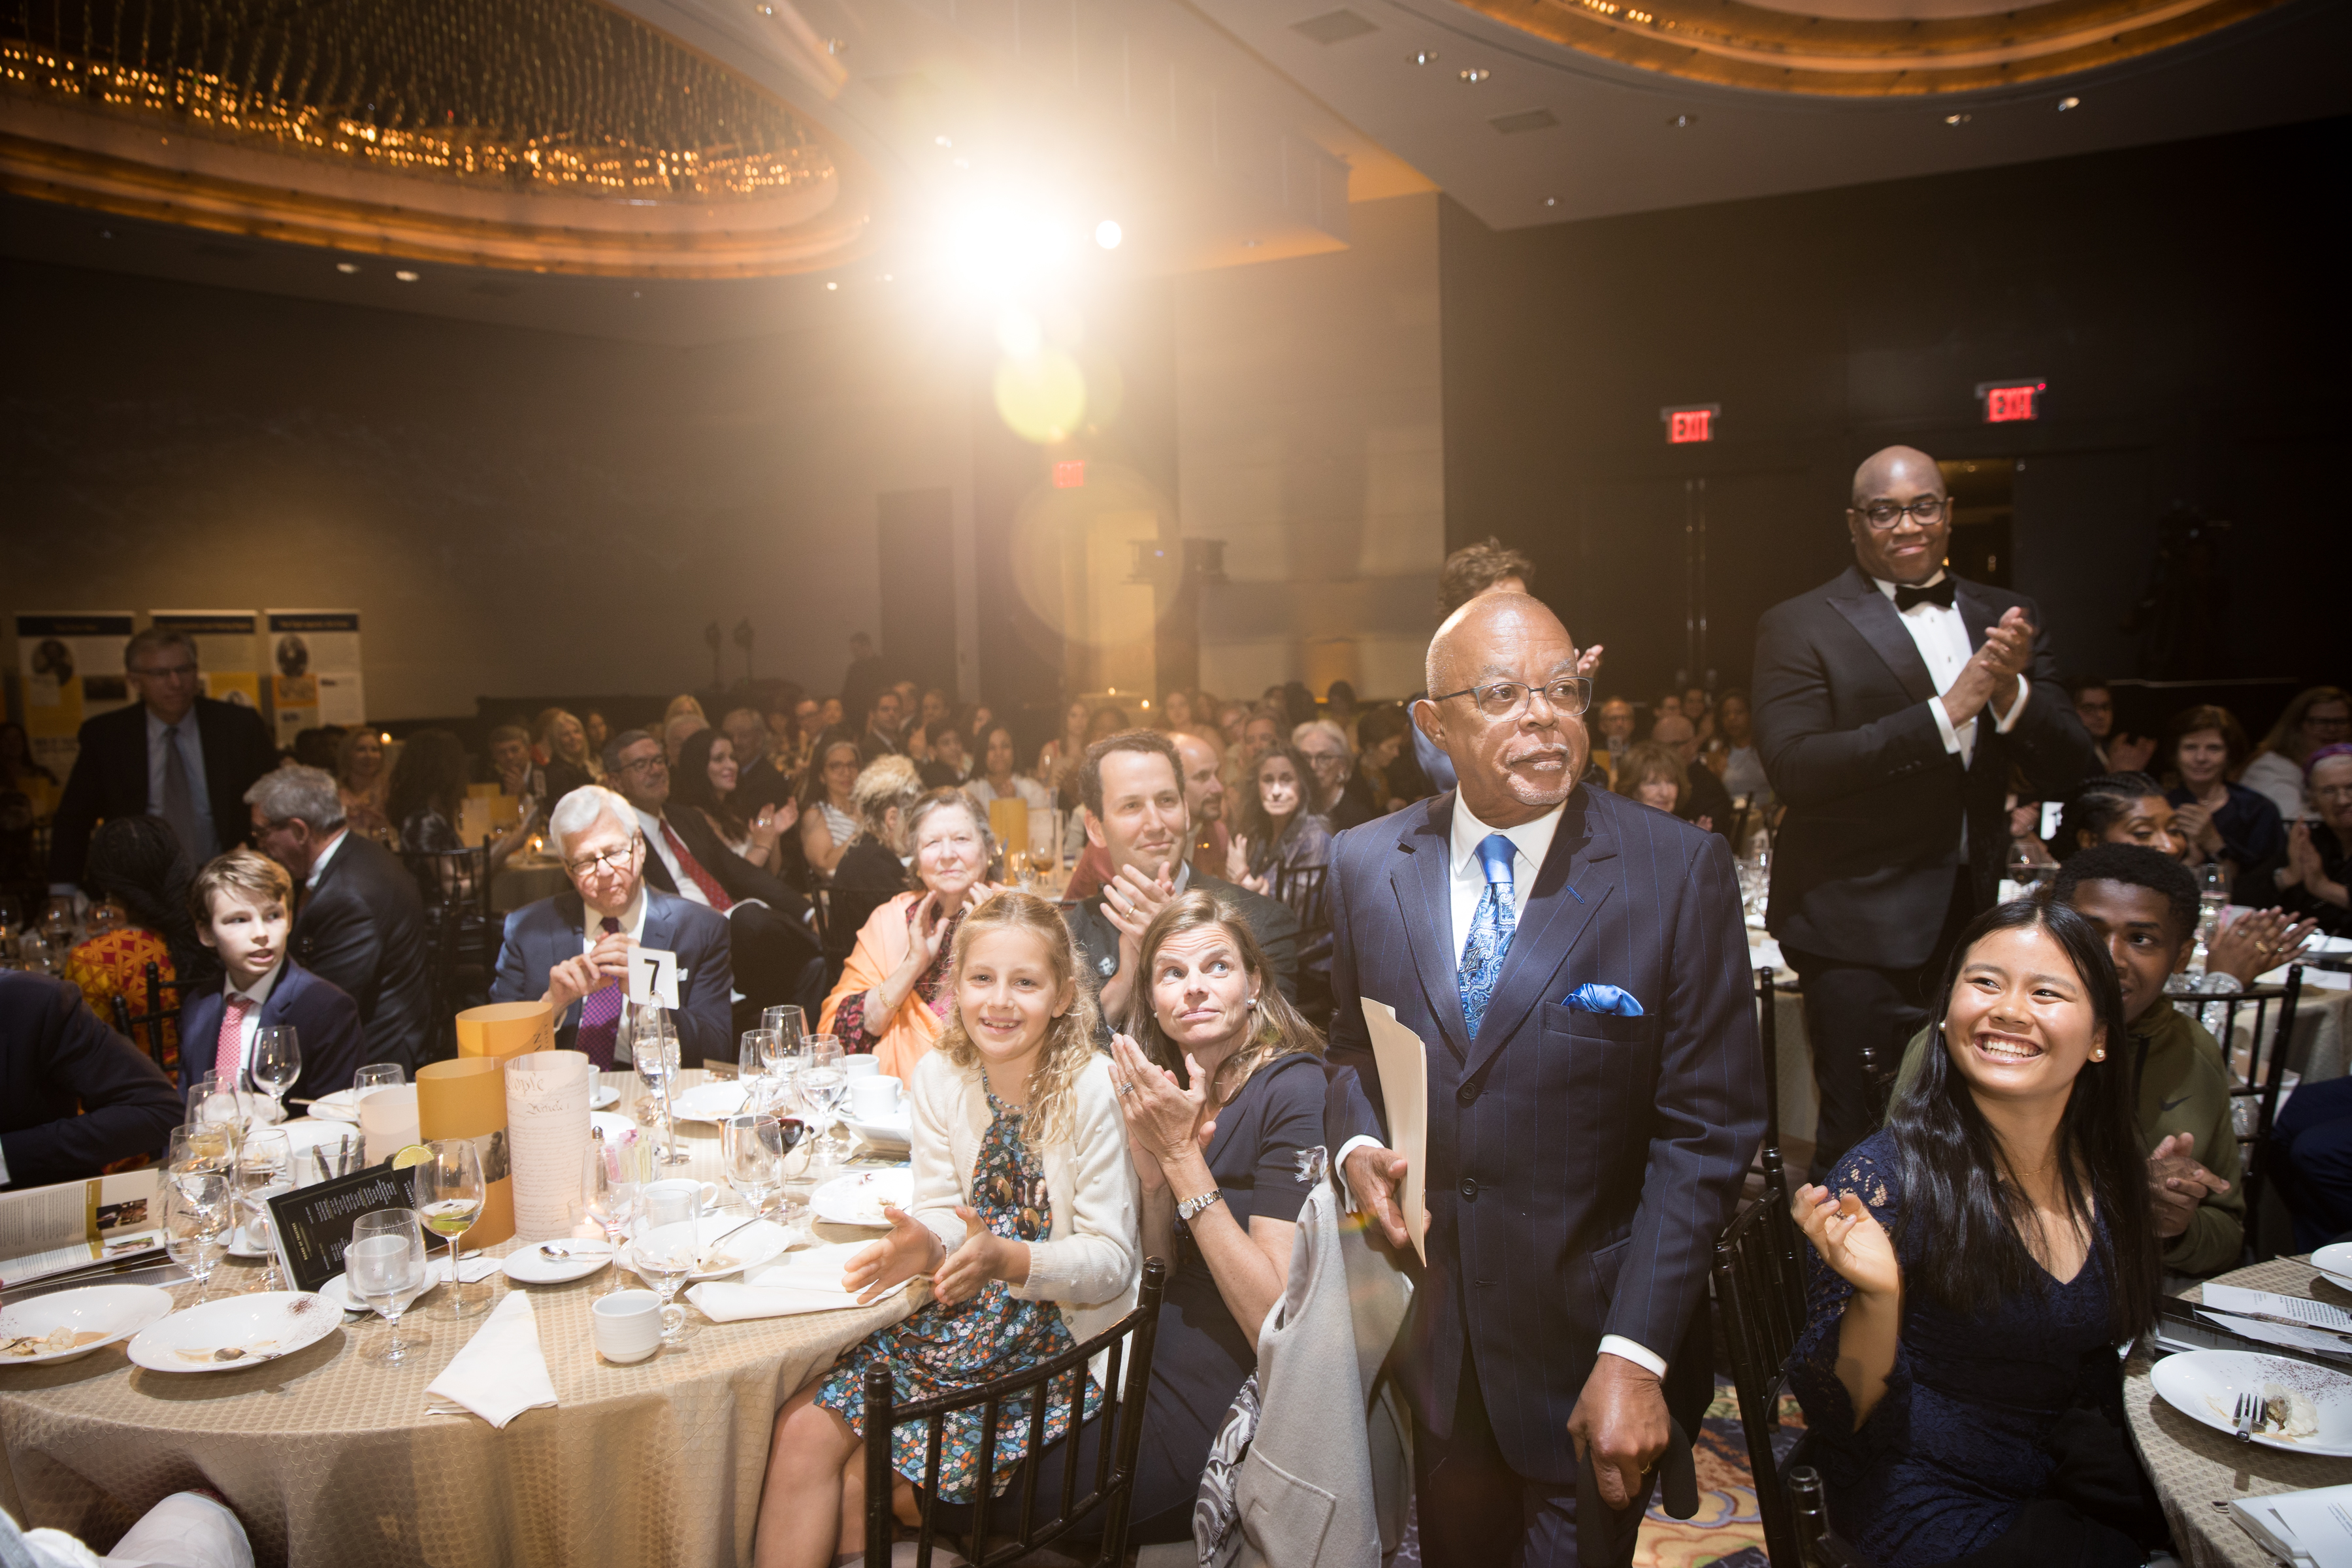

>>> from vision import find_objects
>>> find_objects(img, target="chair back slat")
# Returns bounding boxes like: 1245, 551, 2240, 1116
1756, 967, 1781, 1157
1714, 1159, 1809, 1566
108, 958, 184, 1072
1271, 864, 1329, 936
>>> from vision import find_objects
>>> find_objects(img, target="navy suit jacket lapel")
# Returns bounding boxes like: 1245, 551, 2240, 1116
1388, 796, 1470, 1059
181, 990, 223, 1090
1463, 790, 1615, 1082
1829, 565, 1938, 708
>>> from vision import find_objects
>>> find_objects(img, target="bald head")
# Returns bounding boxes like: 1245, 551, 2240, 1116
1417, 591, 1588, 826
1848, 444, 1951, 587
1652, 713, 1698, 762
1426, 591, 1575, 696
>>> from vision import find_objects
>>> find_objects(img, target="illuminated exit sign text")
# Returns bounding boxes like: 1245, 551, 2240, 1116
1976, 379, 2047, 423
1661, 404, 1720, 444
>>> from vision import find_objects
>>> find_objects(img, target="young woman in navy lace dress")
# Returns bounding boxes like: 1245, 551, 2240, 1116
1789, 900, 2169, 1567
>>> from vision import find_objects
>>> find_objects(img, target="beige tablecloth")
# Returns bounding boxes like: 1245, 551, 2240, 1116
0, 1073, 913, 1568
2124, 1258, 2352, 1567
491, 859, 571, 915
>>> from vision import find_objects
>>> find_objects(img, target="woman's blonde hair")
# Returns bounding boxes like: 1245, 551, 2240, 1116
936, 890, 1102, 1150
851, 755, 924, 847
1122, 890, 1322, 1100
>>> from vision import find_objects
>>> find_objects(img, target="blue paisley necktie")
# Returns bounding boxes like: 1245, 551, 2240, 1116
1457, 833, 1518, 1039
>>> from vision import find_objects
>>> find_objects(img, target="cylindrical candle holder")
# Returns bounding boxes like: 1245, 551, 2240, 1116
358, 1084, 420, 1166
503, 1050, 595, 1245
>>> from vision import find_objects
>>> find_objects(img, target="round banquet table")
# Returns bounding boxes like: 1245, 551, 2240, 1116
491, 856, 571, 915
0, 1071, 916, 1568
2125, 1256, 2352, 1567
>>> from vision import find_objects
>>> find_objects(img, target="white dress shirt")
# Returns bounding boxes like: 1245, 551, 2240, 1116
634, 808, 711, 908
214, 958, 286, 1085
304, 827, 349, 890
1345, 793, 1665, 1377
1872, 572, 2031, 768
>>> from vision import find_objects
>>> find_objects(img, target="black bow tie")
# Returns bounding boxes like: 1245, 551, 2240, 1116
1893, 578, 1957, 612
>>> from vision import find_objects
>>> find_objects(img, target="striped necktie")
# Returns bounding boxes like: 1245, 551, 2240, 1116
1456, 834, 1518, 1040
213, 994, 252, 1087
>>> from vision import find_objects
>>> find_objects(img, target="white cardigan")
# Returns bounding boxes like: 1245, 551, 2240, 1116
906, 1049, 1141, 1354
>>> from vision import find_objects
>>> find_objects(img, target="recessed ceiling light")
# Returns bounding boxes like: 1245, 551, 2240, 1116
2058, 95, 2081, 111
395, 269, 420, 282
336, 261, 360, 274
1544, 197, 1556, 207
1944, 112, 1971, 125
1412, 48, 1439, 65
1095, 219, 1122, 250
1459, 67, 1489, 84
826, 280, 838, 290
1668, 113, 1697, 129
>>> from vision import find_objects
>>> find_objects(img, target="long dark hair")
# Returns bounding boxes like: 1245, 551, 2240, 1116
671, 728, 746, 841
1887, 898, 2157, 1342
1232, 740, 1317, 872
84, 815, 218, 990
386, 729, 467, 828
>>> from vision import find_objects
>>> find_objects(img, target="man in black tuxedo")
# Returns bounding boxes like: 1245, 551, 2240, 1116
46, 627, 277, 897
1, 972, 182, 1190
246, 765, 434, 1073
1061, 730, 1299, 1026
604, 731, 827, 1023
1752, 445, 2096, 1175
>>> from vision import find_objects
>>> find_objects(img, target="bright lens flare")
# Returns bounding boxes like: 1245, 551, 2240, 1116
940, 195, 1075, 302
1094, 219, 1122, 250
993, 351, 1086, 444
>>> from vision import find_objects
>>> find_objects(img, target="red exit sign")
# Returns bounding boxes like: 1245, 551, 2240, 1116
1661, 404, 1720, 444
1976, 379, 2046, 423
1052, 459, 1086, 488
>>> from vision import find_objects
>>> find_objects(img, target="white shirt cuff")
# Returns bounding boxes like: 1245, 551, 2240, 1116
1991, 674, 2031, 733
1599, 1335, 1667, 1377
1927, 695, 1963, 757
1333, 1136, 1385, 1211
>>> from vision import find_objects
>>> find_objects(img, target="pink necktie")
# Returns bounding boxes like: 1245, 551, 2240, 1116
214, 996, 252, 1086
574, 918, 624, 1069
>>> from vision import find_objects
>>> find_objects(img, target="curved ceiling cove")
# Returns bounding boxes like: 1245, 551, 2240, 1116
0, 0, 870, 275
1452, 0, 2287, 95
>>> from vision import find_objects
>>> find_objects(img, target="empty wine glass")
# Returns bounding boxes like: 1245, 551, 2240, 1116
348, 1209, 431, 1365
739, 1028, 779, 1090
583, 1134, 647, 1296
413, 1139, 487, 1318
770, 1115, 813, 1241
189, 1077, 250, 1152
760, 1005, 804, 1066
235, 1130, 294, 1290
352, 1062, 405, 1103
250, 1026, 301, 1122
161, 1174, 231, 1302
721, 1113, 783, 1218
635, 1185, 701, 1345
802, 1035, 848, 1164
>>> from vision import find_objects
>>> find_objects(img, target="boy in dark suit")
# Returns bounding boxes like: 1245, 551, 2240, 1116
178, 849, 367, 1103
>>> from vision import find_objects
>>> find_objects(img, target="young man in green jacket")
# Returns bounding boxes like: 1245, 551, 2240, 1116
1891, 843, 2244, 1277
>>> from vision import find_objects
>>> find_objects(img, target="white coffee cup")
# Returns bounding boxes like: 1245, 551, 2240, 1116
842, 1055, 881, 1081
643, 1177, 720, 1211
592, 1290, 662, 1364
848, 1075, 902, 1120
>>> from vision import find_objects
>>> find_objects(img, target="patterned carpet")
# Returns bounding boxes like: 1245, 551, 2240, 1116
1632, 1379, 1803, 1568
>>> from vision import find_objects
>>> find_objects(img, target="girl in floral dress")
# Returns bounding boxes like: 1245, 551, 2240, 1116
754, 892, 1141, 1568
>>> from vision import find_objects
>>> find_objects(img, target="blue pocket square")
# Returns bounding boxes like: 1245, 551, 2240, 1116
1563, 983, 1645, 1017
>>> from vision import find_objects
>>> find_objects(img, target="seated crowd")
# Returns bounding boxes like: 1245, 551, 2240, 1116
5, 536, 2350, 1568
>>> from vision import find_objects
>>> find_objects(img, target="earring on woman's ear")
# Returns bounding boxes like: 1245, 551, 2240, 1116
2091, 1048, 2106, 1062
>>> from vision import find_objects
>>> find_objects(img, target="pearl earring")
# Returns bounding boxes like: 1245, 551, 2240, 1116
2091, 1048, 2106, 1062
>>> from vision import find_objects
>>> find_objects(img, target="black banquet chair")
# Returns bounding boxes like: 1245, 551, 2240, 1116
862, 1258, 1168, 1567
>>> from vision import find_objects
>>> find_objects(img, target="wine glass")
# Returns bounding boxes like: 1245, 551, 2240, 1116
629, 1007, 691, 1166
161, 1174, 231, 1302
771, 1115, 813, 1241
235, 1130, 294, 1290
583, 1134, 647, 1296
1007, 848, 1037, 893
250, 1027, 301, 1122
348, 1209, 431, 1365
168, 1122, 235, 1193
802, 1034, 848, 1164
188, 1078, 247, 1159
353, 1062, 405, 1102
721, 1114, 783, 1218
413, 1139, 487, 1317
739, 1028, 779, 1092
634, 1184, 701, 1345
761, 1005, 805, 1068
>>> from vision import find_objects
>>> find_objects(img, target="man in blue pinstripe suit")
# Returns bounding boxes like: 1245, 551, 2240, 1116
1327, 592, 1764, 1566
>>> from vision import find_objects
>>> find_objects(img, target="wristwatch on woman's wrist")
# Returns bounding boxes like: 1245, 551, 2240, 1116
1176, 1188, 1224, 1224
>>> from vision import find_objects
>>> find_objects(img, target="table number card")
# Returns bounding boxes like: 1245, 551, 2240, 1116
267, 1164, 412, 1296
627, 947, 679, 1009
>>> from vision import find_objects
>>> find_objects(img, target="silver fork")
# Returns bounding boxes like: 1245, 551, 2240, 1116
2234, 1390, 2259, 1441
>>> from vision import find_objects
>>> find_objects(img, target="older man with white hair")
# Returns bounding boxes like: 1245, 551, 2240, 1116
1294, 718, 1379, 831
490, 786, 732, 1068
246, 764, 433, 1071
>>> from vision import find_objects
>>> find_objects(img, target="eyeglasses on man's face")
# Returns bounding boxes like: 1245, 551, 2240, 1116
1429, 676, 1593, 721
566, 840, 641, 877
1850, 497, 1950, 531
616, 752, 668, 776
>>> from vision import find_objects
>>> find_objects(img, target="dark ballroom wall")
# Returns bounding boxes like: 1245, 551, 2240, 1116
0, 257, 977, 721
1440, 115, 2352, 715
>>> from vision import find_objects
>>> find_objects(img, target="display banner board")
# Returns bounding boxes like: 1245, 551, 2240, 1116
148, 610, 263, 714
265, 610, 365, 745
13, 612, 135, 781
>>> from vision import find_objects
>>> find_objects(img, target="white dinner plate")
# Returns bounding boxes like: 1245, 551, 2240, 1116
2309, 1243, 2352, 1292
0, 1285, 177, 1365
668, 1081, 751, 1123
843, 1113, 913, 1152
626, 1217, 791, 1283
591, 1083, 620, 1110
2150, 1348, 2352, 1456
502, 1238, 616, 1285
811, 1168, 915, 1228
127, 1292, 339, 1373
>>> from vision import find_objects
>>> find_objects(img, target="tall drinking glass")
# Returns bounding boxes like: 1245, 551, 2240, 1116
761, 1005, 806, 1069
635, 1185, 700, 1345
352, 1062, 405, 1102
630, 1008, 690, 1166
802, 1035, 848, 1164
739, 1029, 779, 1090
249, 1026, 300, 1122
720, 1114, 782, 1218
348, 1209, 431, 1365
235, 1130, 294, 1290
414, 1139, 487, 1318
161, 1175, 231, 1302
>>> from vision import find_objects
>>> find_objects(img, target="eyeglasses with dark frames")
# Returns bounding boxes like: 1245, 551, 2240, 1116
566, 839, 642, 877
1849, 497, 1950, 530
1428, 676, 1593, 721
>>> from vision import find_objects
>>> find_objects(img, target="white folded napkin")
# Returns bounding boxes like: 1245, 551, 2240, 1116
426, 1290, 558, 1428
686, 1243, 881, 1322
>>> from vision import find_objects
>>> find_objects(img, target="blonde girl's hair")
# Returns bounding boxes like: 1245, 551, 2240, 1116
1121, 890, 1323, 1101
937, 890, 1103, 1150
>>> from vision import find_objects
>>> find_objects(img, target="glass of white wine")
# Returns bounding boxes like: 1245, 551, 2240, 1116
413, 1139, 487, 1317
802, 1034, 849, 1166
348, 1209, 431, 1365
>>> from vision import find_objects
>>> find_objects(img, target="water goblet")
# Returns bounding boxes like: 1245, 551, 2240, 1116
634, 1186, 701, 1345
583, 1134, 647, 1296
161, 1175, 231, 1302
250, 1026, 301, 1123
348, 1209, 432, 1365
235, 1130, 295, 1290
